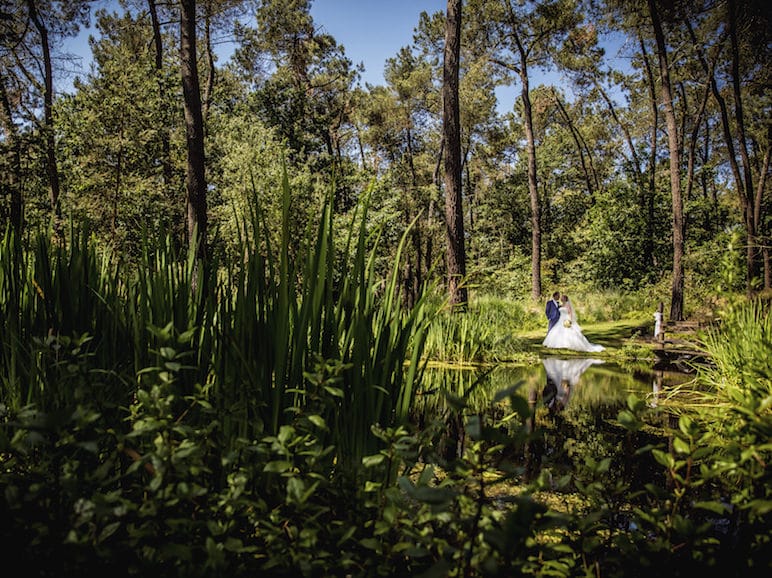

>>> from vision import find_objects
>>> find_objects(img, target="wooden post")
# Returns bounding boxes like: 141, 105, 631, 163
654, 301, 664, 342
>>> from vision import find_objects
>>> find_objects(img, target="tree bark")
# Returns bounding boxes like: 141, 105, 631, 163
443, 0, 467, 308
756, 137, 771, 290
552, 88, 597, 197
202, 2, 215, 122
180, 0, 208, 262
148, 0, 173, 190
499, 4, 542, 300
518, 47, 541, 301
728, 0, 760, 293
648, 0, 685, 321
0, 75, 23, 235
26, 0, 61, 232
638, 29, 657, 274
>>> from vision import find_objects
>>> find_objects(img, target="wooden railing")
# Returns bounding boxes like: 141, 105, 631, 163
654, 319, 716, 363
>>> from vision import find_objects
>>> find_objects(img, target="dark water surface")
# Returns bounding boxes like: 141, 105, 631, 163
415, 358, 697, 484
418, 356, 695, 415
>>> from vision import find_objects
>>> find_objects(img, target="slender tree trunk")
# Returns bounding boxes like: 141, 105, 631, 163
430, 138, 444, 287
518, 51, 541, 301
354, 121, 366, 168
500, 3, 542, 299
148, 0, 173, 190
638, 30, 657, 273
464, 148, 476, 256
402, 119, 423, 306
691, 8, 761, 293
648, 0, 684, 321
728, 0, 760, 293
686, 20, 725, 234
443, 0, 467, 308
112, 138, 123, 242
406, 125, 417, 186
180, 0, 208, 261
0, 75, 23, 235
597, 82, 641, 185
677, 82, 688, 164
683, 80, 711, 205
552, 88, 596, 197
202, 3, 215, 122
26, 0, 61, 231
756, 138, 770, 289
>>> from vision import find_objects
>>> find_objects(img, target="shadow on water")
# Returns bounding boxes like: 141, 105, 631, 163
413, 357, 696, 485
417, 357, 694, 415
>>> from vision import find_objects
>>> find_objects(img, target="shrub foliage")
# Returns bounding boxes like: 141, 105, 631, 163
0, 182, 769, 577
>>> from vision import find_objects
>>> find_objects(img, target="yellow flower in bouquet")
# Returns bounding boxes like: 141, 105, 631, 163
563, 319, 572, 328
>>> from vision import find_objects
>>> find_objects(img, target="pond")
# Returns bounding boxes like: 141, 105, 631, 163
417, 356, 696, 416
412, 357, 698, 485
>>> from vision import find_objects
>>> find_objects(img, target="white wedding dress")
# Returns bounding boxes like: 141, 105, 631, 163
542, 304, 605, 353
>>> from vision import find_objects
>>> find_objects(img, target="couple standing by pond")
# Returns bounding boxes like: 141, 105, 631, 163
543, 292, 605, 353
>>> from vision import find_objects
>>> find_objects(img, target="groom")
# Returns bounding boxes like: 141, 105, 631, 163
545, 291, 561, 334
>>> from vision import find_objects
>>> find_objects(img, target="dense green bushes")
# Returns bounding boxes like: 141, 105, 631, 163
1, 185, 769, 576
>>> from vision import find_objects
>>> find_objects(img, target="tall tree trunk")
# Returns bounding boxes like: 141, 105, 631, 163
519, 50, 541, 301
648, 0, 684, 321
497, 24, 543, 300
690, 8, 761, 293
403, 120, 422, 306
756, 137, 770, 290
597, 82, 641, 186
638, 29, 657, 274
728, 0, 760, 293
683, 80, 711, 205
0, 75, 23, 235
112, 126, 124, 241
26, 0, 61, 232
552, 88, 597, 197
148, 0, 173, 190
685, 20, 724, 234
202, 1, 215, 122
443, 0, 466, 308
180, 0, 208, 262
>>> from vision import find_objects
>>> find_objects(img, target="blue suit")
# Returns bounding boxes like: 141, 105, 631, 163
546, 299, 560, 332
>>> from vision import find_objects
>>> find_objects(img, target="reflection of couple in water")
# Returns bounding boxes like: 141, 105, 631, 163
541, 357, 603, 412
524, 357, 604, 481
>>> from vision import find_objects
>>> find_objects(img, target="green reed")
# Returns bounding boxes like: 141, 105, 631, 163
699, 296, 771, 400
0, 173, 436, 476
0, 225, 133, 411
212, 176, 436, 468
422, 294, 534, 364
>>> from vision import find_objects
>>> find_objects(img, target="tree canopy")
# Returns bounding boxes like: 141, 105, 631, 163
0, 0, 769, 312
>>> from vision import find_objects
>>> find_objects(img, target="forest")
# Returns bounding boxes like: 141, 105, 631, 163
0, 0, 770, 576
0, 0, 768, 307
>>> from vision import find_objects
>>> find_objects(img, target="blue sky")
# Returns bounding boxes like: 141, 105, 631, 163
63, 0, 446, 91
62, 1, 618, 112
310, 0, 446, 87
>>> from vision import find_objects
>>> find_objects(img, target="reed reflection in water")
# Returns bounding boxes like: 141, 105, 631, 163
416, 358, 664, 417
413, 358, 693, 468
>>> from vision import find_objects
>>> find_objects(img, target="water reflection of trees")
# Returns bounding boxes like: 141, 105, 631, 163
412, 360, 674, 487
414, 360, 643, 419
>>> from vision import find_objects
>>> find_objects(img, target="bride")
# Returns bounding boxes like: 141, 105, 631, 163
542, 295, 605, 353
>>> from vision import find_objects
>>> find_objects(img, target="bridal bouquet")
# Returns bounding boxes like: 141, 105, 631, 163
563, 319, 572, 328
